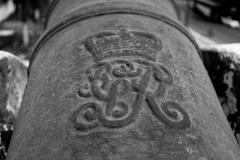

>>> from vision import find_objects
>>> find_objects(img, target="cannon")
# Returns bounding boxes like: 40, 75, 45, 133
6, 0, 240, 159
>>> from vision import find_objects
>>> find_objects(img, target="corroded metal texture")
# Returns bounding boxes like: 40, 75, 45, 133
44, 0, 179, 29
7, 0, 240, 160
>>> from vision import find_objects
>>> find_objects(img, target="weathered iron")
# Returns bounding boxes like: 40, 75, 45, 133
7, 0, 240, 160
44, 0, 180, 29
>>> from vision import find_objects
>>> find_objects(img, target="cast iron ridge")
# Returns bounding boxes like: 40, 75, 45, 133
44, 0, 180, 29
29, 8, 201, 76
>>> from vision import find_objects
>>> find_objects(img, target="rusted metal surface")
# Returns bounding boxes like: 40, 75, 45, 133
44, 0, 179, 29
7, 0, 240, 159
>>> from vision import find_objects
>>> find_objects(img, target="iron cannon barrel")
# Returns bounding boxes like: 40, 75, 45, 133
44, 0, 180, 29
7, 0, 240, 160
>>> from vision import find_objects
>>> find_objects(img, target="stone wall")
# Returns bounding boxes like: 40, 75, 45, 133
201, 44, 240, 143
0, 51, 27, 159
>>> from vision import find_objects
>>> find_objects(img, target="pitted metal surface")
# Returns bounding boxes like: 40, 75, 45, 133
6, 0, 240, 160
45, 0, 179, 29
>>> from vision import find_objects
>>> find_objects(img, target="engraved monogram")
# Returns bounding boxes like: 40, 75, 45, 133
72, 29, 191, 133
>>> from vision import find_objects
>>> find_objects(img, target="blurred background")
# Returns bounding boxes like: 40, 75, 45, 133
0, 0, 49, 61
177, 0, 240, 45
0, 0, 240, 159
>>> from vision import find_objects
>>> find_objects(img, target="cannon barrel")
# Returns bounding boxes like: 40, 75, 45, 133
7, 0, 240, 159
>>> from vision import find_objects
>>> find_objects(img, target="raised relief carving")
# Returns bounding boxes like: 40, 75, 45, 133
85, 29, 162, 61
72, 29, 191, 133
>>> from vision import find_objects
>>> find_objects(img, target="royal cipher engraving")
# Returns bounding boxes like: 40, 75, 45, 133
72, 29, 191, 133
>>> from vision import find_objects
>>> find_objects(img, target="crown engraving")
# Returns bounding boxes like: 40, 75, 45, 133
85, 29, 162, 61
